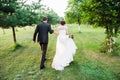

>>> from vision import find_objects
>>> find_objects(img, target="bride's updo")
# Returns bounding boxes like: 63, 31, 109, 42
60, 20, 66, 25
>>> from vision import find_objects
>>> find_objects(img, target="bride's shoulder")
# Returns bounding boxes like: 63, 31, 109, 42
57, 25, 68, 30
65, 25, 68, 28
64, 25, 68, 29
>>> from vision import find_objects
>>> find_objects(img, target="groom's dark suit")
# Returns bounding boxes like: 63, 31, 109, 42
33, 22, 54, 69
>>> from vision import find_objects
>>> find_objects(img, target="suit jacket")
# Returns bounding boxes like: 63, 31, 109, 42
33, 22, 54, 43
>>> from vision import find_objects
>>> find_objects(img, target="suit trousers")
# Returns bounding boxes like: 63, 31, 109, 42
39, 43, 48, 68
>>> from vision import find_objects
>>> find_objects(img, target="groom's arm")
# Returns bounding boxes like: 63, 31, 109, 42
48, 24, 54, 34
33, 25, 39, 42
53, 31, 59, 34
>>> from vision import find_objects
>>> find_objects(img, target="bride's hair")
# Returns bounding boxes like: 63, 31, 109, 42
60, 21, 66, 25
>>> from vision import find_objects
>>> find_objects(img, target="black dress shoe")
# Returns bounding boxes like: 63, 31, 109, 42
40, 66, 45, 69
45, 58, 47, 61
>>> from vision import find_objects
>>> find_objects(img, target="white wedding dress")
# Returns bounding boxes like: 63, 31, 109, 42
51, 25, 77, 71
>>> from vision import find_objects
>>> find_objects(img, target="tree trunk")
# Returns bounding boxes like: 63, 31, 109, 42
12, 26, 16, 44
107, 36, 113, 52
106, 28, 117, 53
2, 28, 5, 34
105, 26, 109, 34
78, 17, 80, 32
114, 26, 119, 37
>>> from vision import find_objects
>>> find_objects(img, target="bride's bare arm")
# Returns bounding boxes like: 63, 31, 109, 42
54, 31, 59, 34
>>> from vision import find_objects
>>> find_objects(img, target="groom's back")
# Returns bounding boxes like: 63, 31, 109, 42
37, 22, 49, 43
37, 22, 53, 43
38, 22, 49, 34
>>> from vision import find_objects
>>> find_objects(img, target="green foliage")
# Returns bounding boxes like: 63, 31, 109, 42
0, 1, 61, 43
66, 0, 120, 53
0, 0, 18, 28
0, 0, 17, 14
100, 38, 120, 56
112, 42, 120, 56
65, 0, 83, 24
0, 1, 61, 28
66, 0, 120, 35
42, 9, 61, 25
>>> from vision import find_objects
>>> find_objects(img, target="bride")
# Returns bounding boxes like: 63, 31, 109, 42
51, 20, 77, 71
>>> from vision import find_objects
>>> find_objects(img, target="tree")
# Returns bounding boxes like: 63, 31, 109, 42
65, 0, 84, 31
0, 0, 18, 43
45, 9, 61, 24
0, 0, 61, 44
84, 0, 120, 53
66, 0, 120, 53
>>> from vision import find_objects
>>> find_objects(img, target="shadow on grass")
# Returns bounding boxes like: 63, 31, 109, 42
78, 31, 82, 33
117, 72, 120, 80
9, 43, 23, 51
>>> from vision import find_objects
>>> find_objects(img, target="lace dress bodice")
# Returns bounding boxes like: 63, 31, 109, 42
58, 26, 68, 35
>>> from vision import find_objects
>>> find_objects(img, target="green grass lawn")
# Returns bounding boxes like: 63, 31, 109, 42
0, 24, 120, 80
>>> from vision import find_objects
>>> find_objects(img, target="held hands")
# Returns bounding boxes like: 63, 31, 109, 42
53, 31, 59, 34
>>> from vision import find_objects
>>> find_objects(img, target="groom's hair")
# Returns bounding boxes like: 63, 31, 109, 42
60, 20, 66, 25
42, 17, 48, 21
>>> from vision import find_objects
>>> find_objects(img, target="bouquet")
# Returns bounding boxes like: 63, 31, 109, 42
69, 34, 74, 39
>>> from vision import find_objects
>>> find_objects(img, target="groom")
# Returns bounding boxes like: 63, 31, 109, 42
33, 17, 54, 69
